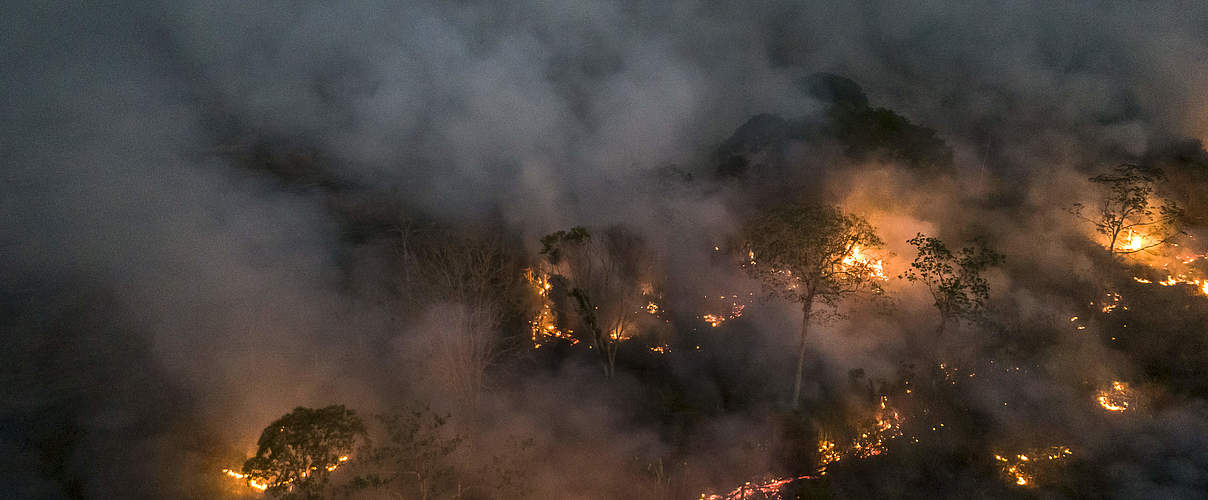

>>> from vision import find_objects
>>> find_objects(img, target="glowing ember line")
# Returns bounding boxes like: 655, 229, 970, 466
700, 396, 903, 499
1132, 274, 1208, 297
700, 473, 820, 500
222, 455, 350, 493
222, 468, 268, 492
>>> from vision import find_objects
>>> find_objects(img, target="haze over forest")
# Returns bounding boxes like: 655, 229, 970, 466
5, 2, 1208, 499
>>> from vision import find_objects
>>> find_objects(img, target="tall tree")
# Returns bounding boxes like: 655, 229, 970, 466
740, 203, 886, 409
240, 405, 366, 499
1070, 163, 1184, 255
900, 234, 1004, 336
398, 231, 524, 411
539, 226, 649, 378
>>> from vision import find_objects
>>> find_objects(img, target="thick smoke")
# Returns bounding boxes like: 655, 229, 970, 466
4, 1, 1208, 499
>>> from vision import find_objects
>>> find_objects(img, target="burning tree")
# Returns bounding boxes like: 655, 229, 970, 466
539, 226, 650, 378
901, 234, 1004, 336
1070, 164, 1184, 255
740, 203, 885, 409
239, 405, 366, 498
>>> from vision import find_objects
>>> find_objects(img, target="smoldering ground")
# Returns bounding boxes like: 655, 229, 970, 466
5, 1, 1208, 499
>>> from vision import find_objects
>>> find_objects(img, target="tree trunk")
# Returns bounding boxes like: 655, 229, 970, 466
606, 344, 617, 378
1108, 222, 1122, 255
791, 297, 814, 410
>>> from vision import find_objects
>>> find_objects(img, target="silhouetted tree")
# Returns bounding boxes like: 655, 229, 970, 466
399, 231, 525, 411
740, 203, 886, 409
1070, 164, 1184, 255
901, 234, 1004, 336
241, 405, 366, 499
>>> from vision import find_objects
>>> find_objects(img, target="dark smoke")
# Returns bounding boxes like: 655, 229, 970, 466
4, 1, 1208, 499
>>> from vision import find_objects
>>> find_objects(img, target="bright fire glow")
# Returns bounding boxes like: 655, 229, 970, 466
700, 395, 903, 499
1098, 291, 1125, 313
222, 468, 269, 492
699, 473, 819, 500
994, 446, 1072, 487
1119, 230, 1149, 252
700, 295, 746, 327
701, 396, 902, 499
1096, 380, 1132, 412
222, 456, 349, 493
817, 395, 903, 470
1103, 222, 1208, 297
607, 326, 631, 341
841, 245, 887, 281
524, 268, 577, 347
1133, 272, 1208, 297
1160, 275, 1208, 296
645, 301, 660, 315
1120, 230, 1208, 297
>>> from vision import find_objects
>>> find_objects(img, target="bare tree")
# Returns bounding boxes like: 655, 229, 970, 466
539, 226, 650, 378
398, 230, 524, 410
342, 409, 533, 500
413, 304, 506, 411
1070, 164, 1184, 255
739, 203, 886, 410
